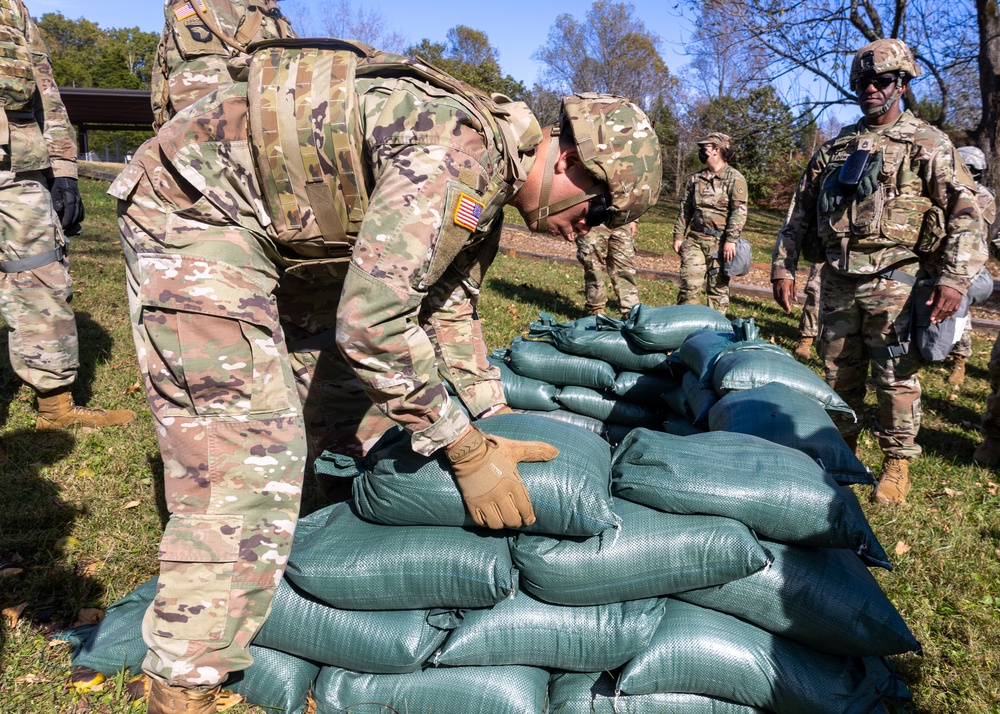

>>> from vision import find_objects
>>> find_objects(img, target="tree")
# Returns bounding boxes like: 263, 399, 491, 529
286, 0, 407, 53
406, 27, 527, 100
975, 0, 1000, 190
684, 0, 770, 101
37, 13, 102, 88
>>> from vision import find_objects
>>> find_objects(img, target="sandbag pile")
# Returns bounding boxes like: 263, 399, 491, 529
65, 408, 918, 713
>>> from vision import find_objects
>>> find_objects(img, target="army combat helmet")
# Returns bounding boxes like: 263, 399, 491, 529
850, 38, 921, 118
526, 93, 662, 231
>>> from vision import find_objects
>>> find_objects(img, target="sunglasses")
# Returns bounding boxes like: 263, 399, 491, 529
852, 73, 899, 93
586, 194, 612, 227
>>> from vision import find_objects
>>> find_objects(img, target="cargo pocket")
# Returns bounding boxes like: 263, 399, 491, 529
155, 513, 243, 643
881, 194, 933, 249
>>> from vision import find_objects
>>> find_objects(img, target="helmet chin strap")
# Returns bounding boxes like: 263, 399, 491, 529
862, 78, 906, 118
524, 123, 604, 232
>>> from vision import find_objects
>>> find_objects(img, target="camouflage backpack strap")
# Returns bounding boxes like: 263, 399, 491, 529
247, 38, 373, 257
0, 0, 36, 111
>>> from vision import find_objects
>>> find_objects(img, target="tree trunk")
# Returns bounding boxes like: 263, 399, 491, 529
976, 0, 1000, 191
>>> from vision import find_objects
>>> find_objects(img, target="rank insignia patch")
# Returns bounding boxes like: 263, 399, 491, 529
454, 193, 485, 231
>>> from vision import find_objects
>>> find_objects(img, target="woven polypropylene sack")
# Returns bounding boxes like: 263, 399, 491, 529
712, 347, 853, 413
284, 503, 516, 610
223, 646, 318, 714
549, 671, 766, 713
69, 578, 155, 675
618, 599, 911, 714
610, 429, 890, 567
676, 541, 920, 657
319, 413, 619, 536
521, 407, 606, 435
507, 336, 617, 388
313, 664, 550, 714
623, 303, 733, 351
488, 355, 560, 411
707, 382, 873, 485
556, 385, 663, 427
433, 590, 666, 671
662, 409, 704, 436
510, 498, 768, 605
663, 371, 718, 428
612, 370, 680, 405
675, 329, 741, 383
529, 312, 672, 372
253, 578, 458, 672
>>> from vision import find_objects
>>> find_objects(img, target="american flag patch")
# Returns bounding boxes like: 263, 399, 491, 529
453, 193, 485, 232
173, 0, 204, 21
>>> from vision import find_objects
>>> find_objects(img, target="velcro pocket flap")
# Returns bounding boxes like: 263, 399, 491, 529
159, 513, 244, 563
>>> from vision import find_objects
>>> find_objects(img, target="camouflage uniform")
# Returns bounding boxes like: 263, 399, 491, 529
575, 222, 639, 316
950, 181, 997, 362
150, 0, 294, 128
772, 110, 986, 458
672, 163, 748, 313
0, 0, 79, 394
110, 43, 546, 688
797, 261, 823, 339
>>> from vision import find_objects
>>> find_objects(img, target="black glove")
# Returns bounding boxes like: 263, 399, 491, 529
855, 151, 884, 201
50, 176, 84, 235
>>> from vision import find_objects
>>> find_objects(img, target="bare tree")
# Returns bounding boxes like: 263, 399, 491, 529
975, 0, 1000, 189
284, 0, 407, 52
685, 0, 771, 101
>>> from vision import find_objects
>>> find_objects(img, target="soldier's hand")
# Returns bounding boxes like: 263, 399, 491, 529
50, 177, 84, 235
927, 285, 963, 324
673, 238, 684, 254
722, 241, 737, 262
772, 278, 797, 314
445, 426, 557, 529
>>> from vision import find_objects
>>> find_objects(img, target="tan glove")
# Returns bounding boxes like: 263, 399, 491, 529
445, 426, 558, 529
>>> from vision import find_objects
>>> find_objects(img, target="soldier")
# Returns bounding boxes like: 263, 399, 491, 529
946, 146, 996, 386
792, 261, 823, 362
110, 39, 661, 712
151, 0, 295, 128
0, 0, 134, 461
772, 38, 987, 506
575, 220, 640, 317
672, 132, 749, 315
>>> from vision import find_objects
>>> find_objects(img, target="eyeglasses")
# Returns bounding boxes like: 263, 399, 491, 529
852, 73, 899, 93
585, 193, 612, 227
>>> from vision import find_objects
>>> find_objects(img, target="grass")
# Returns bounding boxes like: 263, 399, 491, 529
0, 178, 998, 713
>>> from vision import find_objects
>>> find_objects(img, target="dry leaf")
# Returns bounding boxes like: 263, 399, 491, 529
122, 500, 141, 510
14, 673, 50, 684
4, 602, 27, 627
125, 381, 142, 395
0, 567, 23, 578
895, 541, 911, 555
989, 482, 998, 496
82, 561, 103, 577
216, 691, 244, 711
943, 487, 964, 497
72, 608, 104, 627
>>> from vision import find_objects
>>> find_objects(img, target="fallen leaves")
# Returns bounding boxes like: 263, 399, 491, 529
122, 500, 141, 510
895, 540, 911, 556
3, 602, 27, 627
72, 608, 104, 627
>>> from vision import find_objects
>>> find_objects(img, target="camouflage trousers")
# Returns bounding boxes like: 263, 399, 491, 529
116, 164, 394, 688
797, 261, 823, 339
676, 232, 729, 314
0, 170, 77, 393
982, 334, 1000, 437
949, 318, 973, 359
575, 225, 639, 316
818, 262, 923, 459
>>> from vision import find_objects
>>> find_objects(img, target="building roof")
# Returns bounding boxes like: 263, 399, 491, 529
59, 87, 154, 132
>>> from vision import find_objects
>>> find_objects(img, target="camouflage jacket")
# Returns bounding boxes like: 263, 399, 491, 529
975, 182, 1000, 261
0, 0, 76, 177
112, 49, 543, 455
672, 163, 748, 243
150, 0, 294, 128
772, 111, 985, 294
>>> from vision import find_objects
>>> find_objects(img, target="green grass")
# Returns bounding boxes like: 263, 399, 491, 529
1, 178, 999, 713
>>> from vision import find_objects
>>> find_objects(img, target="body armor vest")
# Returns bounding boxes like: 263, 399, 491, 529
0, 0, 35, 110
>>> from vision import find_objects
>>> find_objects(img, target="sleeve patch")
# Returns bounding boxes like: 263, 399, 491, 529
453, 193, 485, 232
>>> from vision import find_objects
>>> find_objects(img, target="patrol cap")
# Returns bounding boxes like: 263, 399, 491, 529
958, 146, 987, 172
697, 132, 731, 150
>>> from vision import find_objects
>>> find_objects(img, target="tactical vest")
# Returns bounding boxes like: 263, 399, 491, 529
169, 0, 293, 59
0, 0, 36, 110
245, 38, 527, 260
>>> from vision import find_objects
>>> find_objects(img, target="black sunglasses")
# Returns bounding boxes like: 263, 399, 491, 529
585, 194, 612, 227
852, 73, 899, 93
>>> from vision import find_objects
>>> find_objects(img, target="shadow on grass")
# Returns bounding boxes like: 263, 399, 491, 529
485, 276, 580, 317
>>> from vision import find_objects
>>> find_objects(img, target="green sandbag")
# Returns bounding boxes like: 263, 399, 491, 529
253, 578, 458, 673
612, 370, 680, 405
318, 413, 619, 536
556, 385, 663, 427
712, 347, 853, 413
610, 429, 890, 568
675, 541, 920, 657
707, 382, 873, 485
488, 355, 560, 411
662, 409, 704, 436
284, 503, 516, 610
521, 407, 606, 435
313, 664, 550, 714
663, 371, 718, 428
510, 498, 768, 605
529, 312, 672, 372
622, 303, 733, 351
433, 590, 666, 671
549, 671, 767, 713
506, 336, 617, 388
618, 599, 911, 714
674, 318, 772, 383
68, 578, 155, 675
224, 646, 318, 714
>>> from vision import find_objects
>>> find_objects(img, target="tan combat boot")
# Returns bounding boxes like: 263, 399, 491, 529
947, 355, 966, 386
973, 435, 1000, 467
871, 456, 911, 506
793, 336, 814, 363
35, 387, 135, 430
147, 676, 220, 714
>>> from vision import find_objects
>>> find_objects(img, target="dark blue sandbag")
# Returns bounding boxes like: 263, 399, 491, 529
317, 413, 619, 536
224, 646, 318, 714
253, 578, 458, 673
66, 578, 155, 676
618, 599, 911, 714
432, 590, 666, 671
528, 312, 672, 372
505, 336, 617, 388
662, 371, 718, 428
610, 428, 890, 568
707, 382, 873, 485
675, 541, 920, 657
487, 355, 561, 411
556, 385, 664, 426
621, 303, 734, 351
284, 503, 516, 610
510, 498, 768, 605
549, 671, 767, 713
313, 665, 550, 714
673, 317, 770, 383
612, 370, 681, 405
